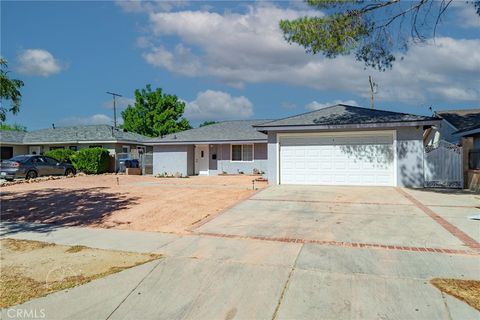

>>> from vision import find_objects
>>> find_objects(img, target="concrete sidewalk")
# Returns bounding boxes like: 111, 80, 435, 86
1, 222, 479, 320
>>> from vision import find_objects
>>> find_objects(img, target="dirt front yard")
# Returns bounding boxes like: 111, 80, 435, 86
1, 175, 267, 233
0, 238, 160, 307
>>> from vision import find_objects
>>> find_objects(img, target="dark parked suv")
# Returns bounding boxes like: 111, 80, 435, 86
0, 155, 76, 181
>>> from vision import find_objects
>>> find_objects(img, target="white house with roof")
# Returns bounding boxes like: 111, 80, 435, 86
148, 104, 441, 188
0, 125, 151, 160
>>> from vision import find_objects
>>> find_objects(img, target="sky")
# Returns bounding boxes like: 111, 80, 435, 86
1, 0, 479, 130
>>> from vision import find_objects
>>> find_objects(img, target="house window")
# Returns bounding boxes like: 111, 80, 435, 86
231, 144, 254, 162
137, 146, 146, 154
89, 145, 102, 148
69, 146, 78, 151
122, 145, 130, 153
50, 146, 64, 151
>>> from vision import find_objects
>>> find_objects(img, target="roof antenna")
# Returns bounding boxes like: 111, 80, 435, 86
106, 91, 122, 128
52, 123, 55, 129
368, 76, 378, 110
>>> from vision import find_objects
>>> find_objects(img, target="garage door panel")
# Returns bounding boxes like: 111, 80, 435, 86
280, 133, 395, 186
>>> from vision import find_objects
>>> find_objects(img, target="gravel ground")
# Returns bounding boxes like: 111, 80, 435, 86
0, 175, 267, 233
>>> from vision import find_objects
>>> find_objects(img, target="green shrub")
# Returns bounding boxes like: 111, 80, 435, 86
45, 149, 77, 163
72, 148, 110, 174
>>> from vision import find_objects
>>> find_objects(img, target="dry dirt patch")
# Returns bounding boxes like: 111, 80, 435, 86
1, 175, 266, 233
431, 278, 480, 311
0, 238, 161, 308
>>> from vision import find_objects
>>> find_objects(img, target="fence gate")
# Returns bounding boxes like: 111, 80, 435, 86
115, 152, 153, 175
140, 152, 153, 175
424, 140, 463, 188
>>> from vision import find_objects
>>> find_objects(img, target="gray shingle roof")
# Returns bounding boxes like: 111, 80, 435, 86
148, 120, 271, 143
0, 130, 27, 144
255, 104, 439, 128
436, 109, 480, 132
1, 125, 149, 144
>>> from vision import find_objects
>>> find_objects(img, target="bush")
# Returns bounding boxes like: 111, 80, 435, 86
72, 148, 110, 174
45, 149, 76, 163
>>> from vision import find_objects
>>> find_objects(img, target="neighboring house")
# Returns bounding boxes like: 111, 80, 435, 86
0, 125, 151, 160
149, 105, 440, 187
148, 120, 271, 177
429, 109, 480, 190
0, 130, 28, 160
431, 109, 480, 148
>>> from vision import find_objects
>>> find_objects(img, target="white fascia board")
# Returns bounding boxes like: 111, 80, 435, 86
255, 120, 440, 132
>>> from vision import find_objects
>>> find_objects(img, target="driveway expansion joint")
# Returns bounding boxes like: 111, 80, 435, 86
250, 197, 414, 206
105, 258, 164, 320
271, 243, 303, 320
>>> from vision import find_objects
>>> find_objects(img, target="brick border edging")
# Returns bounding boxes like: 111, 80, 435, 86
195, 232, 479, 256
396, 188, 480, 250
187, 185, 269, 231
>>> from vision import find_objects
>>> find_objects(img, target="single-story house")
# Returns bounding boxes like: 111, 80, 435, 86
148, 105, 441, 188
425, 108, 480, 147
148, 120, 271, 177
0, 124, 151, 160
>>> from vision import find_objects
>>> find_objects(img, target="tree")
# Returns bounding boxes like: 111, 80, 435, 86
199, 121, 218, 127
280, 0, 480, 71
0, 59, 24, 121
121, 85, 191, 137
0, 123, 27, 132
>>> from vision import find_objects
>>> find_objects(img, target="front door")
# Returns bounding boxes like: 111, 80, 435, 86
194, 145, 209, 175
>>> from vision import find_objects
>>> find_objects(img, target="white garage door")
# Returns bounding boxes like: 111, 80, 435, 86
280, 132, 395, 186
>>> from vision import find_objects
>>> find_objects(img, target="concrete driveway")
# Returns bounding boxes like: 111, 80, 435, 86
197, 185, 480, 252
2, 185, 479, 319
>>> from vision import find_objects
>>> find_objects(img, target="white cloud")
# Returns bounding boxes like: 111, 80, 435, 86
58, 114, 114, 126
372, 37, 480, 103
126, 3, 480, 104
116, 0, 189, 13
306, 100, 360, 111
185, 90, 253, 121
456, 2, 480, 28
102, 97, 135, 109
17, 49, 63, 76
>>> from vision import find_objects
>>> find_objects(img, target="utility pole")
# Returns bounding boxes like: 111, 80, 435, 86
106, 91, 122, 128
368, 76, 377, 110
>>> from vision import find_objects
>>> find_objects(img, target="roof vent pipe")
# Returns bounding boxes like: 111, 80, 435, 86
52, 123, 55, 129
